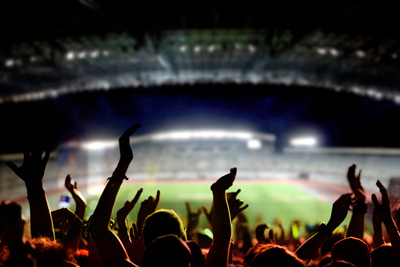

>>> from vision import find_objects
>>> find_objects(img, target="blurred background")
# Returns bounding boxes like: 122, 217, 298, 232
1, 0, 400, 238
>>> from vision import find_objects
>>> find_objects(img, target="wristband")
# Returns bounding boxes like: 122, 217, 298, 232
353, 202, 368, 214
107, 174, 129, 183
318, 223, 332, 237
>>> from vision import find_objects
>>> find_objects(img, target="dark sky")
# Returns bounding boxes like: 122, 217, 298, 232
1, 82, 400, 154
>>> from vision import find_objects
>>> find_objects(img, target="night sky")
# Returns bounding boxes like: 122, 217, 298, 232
1, 82, 400, 154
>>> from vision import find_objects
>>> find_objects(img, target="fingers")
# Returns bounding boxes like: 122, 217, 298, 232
121, 124, 141, 139
65, 174, 71, 187
337, 193, 353, 203
376, 180, 390, 206
268, 229, 274, 241
376, 180, 388, 195
74, 181, 77, 189
155, 190, 160, 205
227, 189, 241, 200
238, 204, 249, 213
372, 193, 379, 207
347, 164, 356, 180
230, 167, 237, 176
130, 222, 140, 240
357, 169, 362, 180
129, 225, 134, 239
255, 223, 268, 242
185, 202, 192, 213
132, 188, 143, 203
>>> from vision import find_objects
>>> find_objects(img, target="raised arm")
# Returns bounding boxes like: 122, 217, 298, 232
116, 188, 143, 263
346, 164, 367, 239
372, 207, 384, 248
372, 180, 400, 262
65, 174, 87, 220
205, 167, 236, 267
6, 149, 54, 240
136, 190, 160, 235
185, 201, 202, 240
87, 123, 141, 267
295, 193, 353, 263
227, 189, 249, 221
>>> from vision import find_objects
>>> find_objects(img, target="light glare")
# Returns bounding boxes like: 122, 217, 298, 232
81, 140, 118, 150
290, 137, 317, 147
247, 139, 262, 150
152, 130, 253, 141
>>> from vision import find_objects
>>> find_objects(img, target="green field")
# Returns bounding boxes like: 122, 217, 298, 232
44, 180, 353, 238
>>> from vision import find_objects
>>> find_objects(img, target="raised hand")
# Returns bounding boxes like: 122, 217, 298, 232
6, 150, 50, 185
6, 149, 54, 239
116, 188, 143, 230
295, 193, 353, 262
372, 207, 384, 247
185, 201, 202, 238
346, 164, 367, 239
372, 180, 392, 222
372, 180, 400, 262
136, 190, 160, 234
116, 190, 144, 265
205, 168, 237, 267
113, 123, 141, 179
118, 222, 145, 265
327, 193, 353, 231
65, 174, 77, 192
87, 124, 143, 266
347, 164, 365, 202
64, 174, 87, 220
255, 223, 272, 244
202, 205, 213, 226
227, 189, 249, 221
211, 167, 236, 192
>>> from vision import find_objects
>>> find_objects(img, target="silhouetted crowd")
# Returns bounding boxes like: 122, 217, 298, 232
1, 124, 400, 266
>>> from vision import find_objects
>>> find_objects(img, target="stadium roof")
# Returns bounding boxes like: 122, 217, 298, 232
1, 1, 400, 153
1, 1, 400, 102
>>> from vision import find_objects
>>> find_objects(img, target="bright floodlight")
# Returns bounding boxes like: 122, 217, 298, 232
290, 137, 317, 147
4, 59, 15, 67
247, 139, 262, 150
152, 130, 253, 141
90, 50, 99, 58
65, 51, 75, 60
81, 140, 118, 150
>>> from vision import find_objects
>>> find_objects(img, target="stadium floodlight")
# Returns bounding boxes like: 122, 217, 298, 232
90, 50, 99, 58
78, 51, 87, 59
208, 44, 215, 52
152, 130, 253, 141
4, 59, 15, 67
316, 47, 327, 55
290, 137, 317, 147
81, 140, 118, 150
247, 139, 262, 150
194, 45, 201, 53
65, 51, 75, 60
329, 48, 339, 57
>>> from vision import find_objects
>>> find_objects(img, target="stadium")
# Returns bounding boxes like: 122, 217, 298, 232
1, 0, 400, 256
